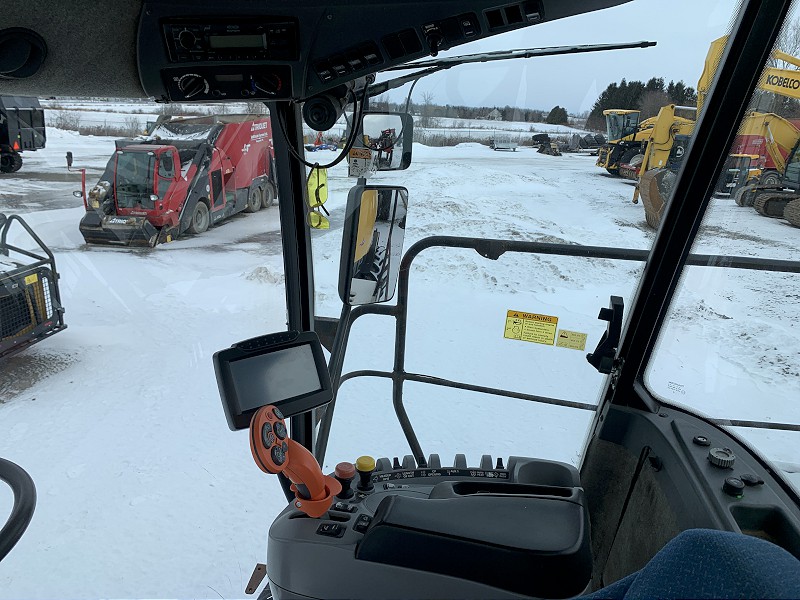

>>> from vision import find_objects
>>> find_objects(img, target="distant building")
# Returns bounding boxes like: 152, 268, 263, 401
487, 108, 502, 121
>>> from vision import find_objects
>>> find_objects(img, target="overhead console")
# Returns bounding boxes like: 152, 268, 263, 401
136, 0, 633, 103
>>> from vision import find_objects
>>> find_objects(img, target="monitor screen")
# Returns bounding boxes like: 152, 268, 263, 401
228, 344, 322, 413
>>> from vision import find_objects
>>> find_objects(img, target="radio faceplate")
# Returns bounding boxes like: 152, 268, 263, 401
163, 19, 299, 63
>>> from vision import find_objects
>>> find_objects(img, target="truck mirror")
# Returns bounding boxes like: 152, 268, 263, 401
66, 151, 73, 169
338, 184, 408, 305
72, 191, 83, 198
361, 112, 413, 171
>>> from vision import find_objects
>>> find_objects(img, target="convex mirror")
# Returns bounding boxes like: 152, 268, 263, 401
339, 185, 408, 305
361, 112, 413, 171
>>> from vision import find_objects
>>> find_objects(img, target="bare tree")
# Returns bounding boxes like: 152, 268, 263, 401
638, 90, 671, 119
418, 91, 438, 128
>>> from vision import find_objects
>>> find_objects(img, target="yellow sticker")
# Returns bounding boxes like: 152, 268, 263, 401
556, 329, 588, 351
504, 310, 558, 345
24, 273, 39, 286
349, 148, 372, 160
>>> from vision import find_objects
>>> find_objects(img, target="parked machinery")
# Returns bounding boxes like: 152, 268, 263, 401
77, 114, 277, 247
595, 109, 655, 175
0, 96, 45, 174
0, 214, 66, 360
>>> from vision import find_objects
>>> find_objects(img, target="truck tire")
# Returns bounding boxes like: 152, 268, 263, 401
187, 201, 210, 234
759, 170, 781, 187
0, 152, 22, 173
245, 186, 262, 213
261, 183, 276, 208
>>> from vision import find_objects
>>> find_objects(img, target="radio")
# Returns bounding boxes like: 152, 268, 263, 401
162, 20, 299, 63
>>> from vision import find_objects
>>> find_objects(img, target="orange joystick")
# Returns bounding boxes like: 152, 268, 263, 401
249, 405, 341, 518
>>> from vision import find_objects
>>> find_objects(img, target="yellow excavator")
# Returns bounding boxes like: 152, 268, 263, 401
636, 36, 800, 227
595, 110, 656, 175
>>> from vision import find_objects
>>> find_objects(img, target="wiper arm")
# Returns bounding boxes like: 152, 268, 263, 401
369, 40, 656, 98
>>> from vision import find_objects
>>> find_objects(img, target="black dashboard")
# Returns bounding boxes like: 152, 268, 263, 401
2, 0, 634, 101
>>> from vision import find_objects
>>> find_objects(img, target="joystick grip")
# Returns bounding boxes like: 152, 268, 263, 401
249, 405, 341, 517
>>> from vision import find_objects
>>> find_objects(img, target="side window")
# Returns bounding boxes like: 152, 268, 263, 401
157, 151, 177, 197
645, 26, 800, 493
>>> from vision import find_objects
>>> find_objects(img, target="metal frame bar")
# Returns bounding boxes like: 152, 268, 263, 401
314, 235, 800, 464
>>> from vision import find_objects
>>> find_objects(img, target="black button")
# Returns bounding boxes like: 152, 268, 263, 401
271, 445, 286, 466
282, 441, 288, 453
353, 514, 372, 533
261, 423, 274, 447
692, 435, 711, 446
272, 407, 284, 420
274, 421, 287, 440
723, 477, 745, 498
316, 523, 344, 537
332, 501, 358, 513
740, 473, 764, 486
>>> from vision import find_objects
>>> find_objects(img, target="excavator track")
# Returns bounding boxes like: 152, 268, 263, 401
753, 191, 798, 218
784, 198, 800, 227
733, 184, 759, 207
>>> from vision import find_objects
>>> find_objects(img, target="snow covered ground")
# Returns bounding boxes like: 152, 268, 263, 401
0, 125, 798, 598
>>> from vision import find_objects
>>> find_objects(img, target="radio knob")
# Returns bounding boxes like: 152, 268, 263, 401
178, 74, 209, 99
178, 29, 196, 50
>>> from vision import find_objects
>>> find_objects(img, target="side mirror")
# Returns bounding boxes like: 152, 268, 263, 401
72, 191, 83, 198
338, 185, 408, 305
66, 151, 73, 169
361, 112, 413, 171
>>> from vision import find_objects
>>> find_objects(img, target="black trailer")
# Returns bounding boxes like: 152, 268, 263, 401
0, 96, 46, 173
0, 213, 66, 360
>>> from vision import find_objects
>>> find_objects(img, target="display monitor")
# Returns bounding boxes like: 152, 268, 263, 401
214, 331, 332, 430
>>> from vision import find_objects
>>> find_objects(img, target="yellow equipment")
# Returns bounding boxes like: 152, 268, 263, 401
595, 110, 655, 175
354, 189, 378, 264
637, 35, 800, 227
306, 167, 330, 229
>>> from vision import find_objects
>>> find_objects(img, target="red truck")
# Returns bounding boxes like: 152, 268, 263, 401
78, 114, 276, 247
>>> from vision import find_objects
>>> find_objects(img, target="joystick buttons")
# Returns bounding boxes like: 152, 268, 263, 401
274, 421, 287, 440
271, 445, 286, 466
261, 423, 275, 448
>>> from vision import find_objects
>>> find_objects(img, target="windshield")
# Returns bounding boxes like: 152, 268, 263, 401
3, 1, 800, 598
606, 112, 640, 142
115, 151, 155, 208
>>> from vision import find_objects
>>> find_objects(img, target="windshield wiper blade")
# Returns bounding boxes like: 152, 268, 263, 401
369, 40, 656, 97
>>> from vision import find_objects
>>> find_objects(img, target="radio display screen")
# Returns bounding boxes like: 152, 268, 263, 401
208, 34, 266, 49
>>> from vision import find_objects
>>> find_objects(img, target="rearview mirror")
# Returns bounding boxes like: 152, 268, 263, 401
339, 185, 408, 305
361, 112, 413, 171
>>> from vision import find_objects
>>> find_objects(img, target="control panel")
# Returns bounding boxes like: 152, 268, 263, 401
162, 20, 298, 63
162, 65, 292, 101
265, 452, 592, 599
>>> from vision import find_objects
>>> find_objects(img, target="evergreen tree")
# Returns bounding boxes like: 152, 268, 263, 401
546, 105, 569, 125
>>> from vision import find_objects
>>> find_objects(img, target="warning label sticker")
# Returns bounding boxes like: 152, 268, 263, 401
24, 273, 39, 286
504, 310, 558, 345
556, 329, 588, 351
349, 148, 372, 160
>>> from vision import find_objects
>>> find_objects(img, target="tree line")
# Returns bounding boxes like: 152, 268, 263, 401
585, 77, 697, 130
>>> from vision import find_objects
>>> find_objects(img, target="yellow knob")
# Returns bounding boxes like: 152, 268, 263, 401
356, 455, 376, 473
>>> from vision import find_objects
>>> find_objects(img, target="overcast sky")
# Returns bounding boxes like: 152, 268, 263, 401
381, 0, 742, 114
